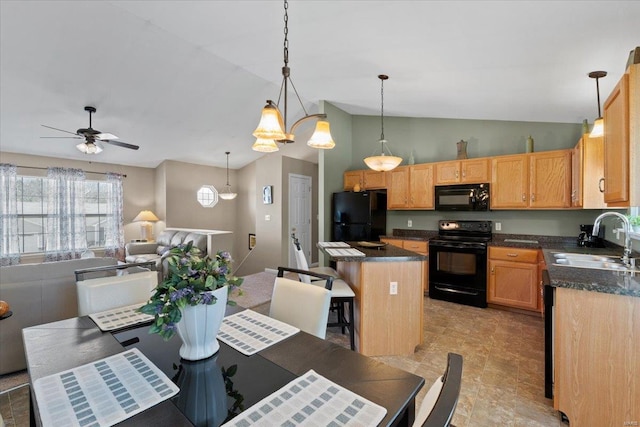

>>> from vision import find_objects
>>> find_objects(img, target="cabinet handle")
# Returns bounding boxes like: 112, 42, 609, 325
491, 266, 494, 274
456, 170, 459, 178
531, 193, 535, 202
507, 253, 518, 257
462, 170, 466, 178
522, 193, 526, 201
598, 178, 605, 193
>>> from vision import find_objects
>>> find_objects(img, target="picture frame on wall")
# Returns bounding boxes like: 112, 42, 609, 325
248, 233, 256, 250
263, 185, 273, 204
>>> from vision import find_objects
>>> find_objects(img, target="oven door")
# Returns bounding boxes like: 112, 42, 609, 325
429, 240, 488, 307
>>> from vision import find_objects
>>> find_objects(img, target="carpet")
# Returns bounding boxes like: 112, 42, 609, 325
230, 271, 277, 309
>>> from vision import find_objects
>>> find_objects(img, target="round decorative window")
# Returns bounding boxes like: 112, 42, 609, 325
197, 185, 219, 208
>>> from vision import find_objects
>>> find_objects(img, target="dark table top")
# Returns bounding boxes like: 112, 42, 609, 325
23, 309, 425, 427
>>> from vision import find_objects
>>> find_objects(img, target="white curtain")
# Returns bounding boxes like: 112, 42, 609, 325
0, 163, 20, 266
103, 172, 125, 261
44, 167, 88, 261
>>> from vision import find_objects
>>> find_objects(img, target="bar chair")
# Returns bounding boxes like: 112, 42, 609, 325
412, 353, 464, 427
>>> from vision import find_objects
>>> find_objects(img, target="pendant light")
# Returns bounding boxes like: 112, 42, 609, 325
252, 0, 335, 152
219, 151, 237, 200
364, 75, 402, 172
588, 70, 607, 138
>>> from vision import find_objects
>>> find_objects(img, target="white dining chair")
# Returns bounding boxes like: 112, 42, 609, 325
269, 275, 331, 339
76, 270, 158, 316
412, 353, 463, 427
291, 234, 340, 282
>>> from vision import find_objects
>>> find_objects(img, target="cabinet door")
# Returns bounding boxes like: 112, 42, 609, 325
582, 135, 606, 209
409, 164, 434, 209
380, 238, 404, 248
603, 72, 629, 205
343, 171, 363, 191
491, 154, 529, 209
529, 150, 572, 208
387, 166, 410, 209
434, 161, 460, 184
461, 158, 490, 183
363, 170, 387, 189
488, 259, 538, 310
571, 138, 583, 207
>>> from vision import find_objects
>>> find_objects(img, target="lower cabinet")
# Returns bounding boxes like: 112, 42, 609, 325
488, 246, 540, 311
381, 238, 429, 293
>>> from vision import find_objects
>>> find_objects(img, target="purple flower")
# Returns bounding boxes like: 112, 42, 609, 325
154, 303, 164, 314
163, 322, 176, 332
201, 292, 215, 304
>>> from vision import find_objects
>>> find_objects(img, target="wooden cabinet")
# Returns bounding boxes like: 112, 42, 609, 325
491, 150, 572, 209
381, 238, 429, 293
387, 164, 434, 210
602, 70, 630, 206
434, 158, 490, 185
343, 170, 387, 191
571, 134, 606, 208
488, 247, 540, 311
554, 287, 640, 426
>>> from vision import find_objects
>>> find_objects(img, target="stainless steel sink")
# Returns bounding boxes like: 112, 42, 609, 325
552, 252, 630, 272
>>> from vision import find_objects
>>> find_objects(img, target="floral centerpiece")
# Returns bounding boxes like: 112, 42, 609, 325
139, 242, 243, 342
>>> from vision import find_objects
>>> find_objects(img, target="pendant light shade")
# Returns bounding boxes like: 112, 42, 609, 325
588, 70, 607, 138
76, 140, 103, 154
252, 0, 335, 152
219, 151, 237, 200
364, 75, 402, 172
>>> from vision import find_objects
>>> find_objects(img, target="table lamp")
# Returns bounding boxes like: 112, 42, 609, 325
133, 210, 160, 241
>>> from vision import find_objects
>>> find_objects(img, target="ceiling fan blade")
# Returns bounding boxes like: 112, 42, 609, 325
40, 136, 82, 139
104, 139, 139, 150
96, 132, 119, 140
41, 124, 79, 136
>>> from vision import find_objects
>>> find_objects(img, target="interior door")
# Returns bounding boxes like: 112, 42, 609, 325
288, 174, 312, 268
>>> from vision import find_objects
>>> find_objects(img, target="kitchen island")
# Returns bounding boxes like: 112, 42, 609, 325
319, 243, 427, 357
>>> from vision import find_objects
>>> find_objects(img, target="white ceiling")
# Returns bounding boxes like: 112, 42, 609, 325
1, 1, 638, 170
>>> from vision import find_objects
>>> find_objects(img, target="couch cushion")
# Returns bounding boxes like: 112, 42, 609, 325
170, 231, 190, 247
156, 230, 179, 247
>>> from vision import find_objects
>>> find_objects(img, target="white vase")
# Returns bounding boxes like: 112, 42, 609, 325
176, 285, 227, 361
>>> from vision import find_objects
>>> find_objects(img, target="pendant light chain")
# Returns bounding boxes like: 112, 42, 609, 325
380, 77, 385, 142
283, 0, 289, 67
225, 151, 231, 186
595, 75, 601, 117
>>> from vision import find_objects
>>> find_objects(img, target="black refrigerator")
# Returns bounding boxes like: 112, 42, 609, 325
331, 191, 387, 241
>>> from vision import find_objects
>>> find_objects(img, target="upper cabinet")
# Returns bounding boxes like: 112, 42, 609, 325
571, 134, 606, 209
343, 170, 387, 191
387, 164, 434, 210
434, 158, 490, 185
491, 150, 572, 209
602, 69, 630, 206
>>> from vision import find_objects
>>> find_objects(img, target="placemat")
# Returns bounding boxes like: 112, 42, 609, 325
325, 248, 366, 257
89, 304, 153, 332
221, 369, 387, 427
217, 309, 299, 356
33, 348, 179, 427
318, 241, 351, 248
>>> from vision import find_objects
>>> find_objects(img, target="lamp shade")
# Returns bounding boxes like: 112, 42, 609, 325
252, 138, 279, 153
252, 102, 286, 141
307, 120, 336, 149
219, 186, 237, 200
589, 118, 604, 138
76, 141, 103, 154
364, 154, 403, 172
133, 210, 160, 222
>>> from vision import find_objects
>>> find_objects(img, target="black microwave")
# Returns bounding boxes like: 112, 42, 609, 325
435, 183, 490, 211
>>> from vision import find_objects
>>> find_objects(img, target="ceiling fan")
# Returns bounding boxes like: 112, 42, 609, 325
41, 106, 139, 154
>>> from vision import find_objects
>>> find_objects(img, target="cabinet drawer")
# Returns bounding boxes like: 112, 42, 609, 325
381, 238, 404, 248
403, 240, 428, 253
489, 246, 538, 263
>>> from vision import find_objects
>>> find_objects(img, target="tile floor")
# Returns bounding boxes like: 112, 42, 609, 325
0, 296, 565, 427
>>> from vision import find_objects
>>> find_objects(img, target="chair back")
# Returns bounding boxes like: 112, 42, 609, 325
291, 234, 313, 284
412, 353, 463, 427
76, 271, 157, 316
269, 276, 331, 339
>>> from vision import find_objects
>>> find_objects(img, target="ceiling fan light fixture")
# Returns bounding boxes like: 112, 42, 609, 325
252, 0, 335, 152
307, 120, 335, 149
76, 141, 103, 154
219, 151, 238, 200
364, 74, 401, 171
588, 70, 607, 138
252, 138, 279, 153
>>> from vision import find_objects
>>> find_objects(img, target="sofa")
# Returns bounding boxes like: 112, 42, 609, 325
125, 228, 234, 273
0, 257, 119, 375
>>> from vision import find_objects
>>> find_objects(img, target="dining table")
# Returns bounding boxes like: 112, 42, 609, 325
22, 305, 425, 427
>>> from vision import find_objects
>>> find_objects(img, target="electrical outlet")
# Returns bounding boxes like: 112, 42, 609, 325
390, 281, 398, 295
495, 222, 502, 231
407, 219, 413, 228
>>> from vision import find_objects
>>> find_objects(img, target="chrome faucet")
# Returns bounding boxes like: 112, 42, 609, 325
592, 212, 632, 266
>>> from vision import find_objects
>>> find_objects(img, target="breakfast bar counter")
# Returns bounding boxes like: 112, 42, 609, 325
319, 243, 427, 357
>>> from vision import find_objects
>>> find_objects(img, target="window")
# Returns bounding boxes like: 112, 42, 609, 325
15, 175, 117, 254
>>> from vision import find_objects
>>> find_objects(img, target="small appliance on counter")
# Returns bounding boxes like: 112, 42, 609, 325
577, 224, 605, 248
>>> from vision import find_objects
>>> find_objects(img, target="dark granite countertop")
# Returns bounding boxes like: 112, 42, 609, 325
318, 242, 427, 262
379, 229, 640, 298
